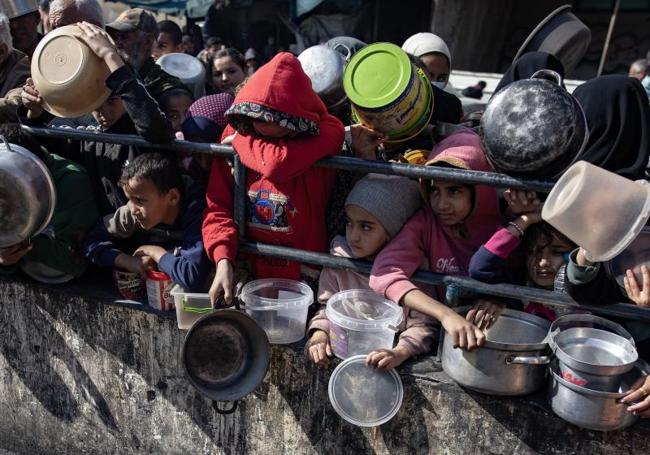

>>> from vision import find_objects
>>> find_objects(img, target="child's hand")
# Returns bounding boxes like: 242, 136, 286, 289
350, 124, 386, 160
504, 189, 542, 215
624, 266, 650, 307
441, 311, 486, 350
114, 253, 155, 278
305, 330, 332, 368
209, 259, 234, 307
620, 374, 650, 417
20, 78, 44, 118
466, 299, 505, 331
366, 346, 410, 369
221, 133, 237, 145
0, 241, 32, 266
133, 245, 167, 263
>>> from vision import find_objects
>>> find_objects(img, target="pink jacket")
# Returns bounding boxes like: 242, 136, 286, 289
370, 129, 502, 304
309, 236, 438, 357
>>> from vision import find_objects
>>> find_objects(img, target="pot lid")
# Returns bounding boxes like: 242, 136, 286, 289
325, 290, 403, 331
328, 355, 403, 427
182, 310, 270, 402
343, 42, 413, 109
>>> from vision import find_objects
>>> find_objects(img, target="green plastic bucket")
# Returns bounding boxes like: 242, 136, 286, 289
344, 42, 433, 143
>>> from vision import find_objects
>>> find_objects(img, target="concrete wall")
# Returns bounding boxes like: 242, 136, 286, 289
0, 275, 649, 454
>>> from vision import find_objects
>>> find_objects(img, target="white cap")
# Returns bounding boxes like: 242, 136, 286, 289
402, 32, 452, 68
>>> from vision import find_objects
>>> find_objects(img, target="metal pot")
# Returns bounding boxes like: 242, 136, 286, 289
548, 314, 638, 392
0, 136, 56, 248
440, 308, 551, 396
298, 44, 349, 110
182, 307, 270, 414
481, 70, 588, 178
548, 359, 645, 431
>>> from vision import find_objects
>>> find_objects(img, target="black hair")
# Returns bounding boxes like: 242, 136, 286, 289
206, 36, 224, 47
523, 222, 575, 253
159, 88, 194, 112
157, 20, 183, 45
0, 123, 46, 162
39, 0, 50, 12
478, 81, 487, 88
213, 48, 246, 72
119, 153, 183, 195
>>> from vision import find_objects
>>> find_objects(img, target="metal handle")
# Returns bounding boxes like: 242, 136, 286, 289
506, 354, 551, 365
331, 43, 352, 61
530, 69, 563, 86
0, 135, 11, 152
212, 400, 238, 415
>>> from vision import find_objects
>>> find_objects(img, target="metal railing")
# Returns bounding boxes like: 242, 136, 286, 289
21, 125, 650, 322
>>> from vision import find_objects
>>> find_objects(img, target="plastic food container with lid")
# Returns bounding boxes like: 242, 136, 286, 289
328, 354, 404, 427
239, 279, 313, 344
325, 290, 403, 359
170, 285, 214, 330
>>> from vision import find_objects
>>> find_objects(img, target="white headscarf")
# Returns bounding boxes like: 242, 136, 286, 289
402, 32, 452, 68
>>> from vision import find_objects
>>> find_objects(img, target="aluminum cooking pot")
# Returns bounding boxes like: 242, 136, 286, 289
481, 70, 588, 178
298, 44, 350, 110
0, 136, 56, 248
182, 307, 270, 414
440, 308, 551, 396
548, 359, 646, 431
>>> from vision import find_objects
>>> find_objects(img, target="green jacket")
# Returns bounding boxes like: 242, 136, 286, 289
2, 152, 99, 280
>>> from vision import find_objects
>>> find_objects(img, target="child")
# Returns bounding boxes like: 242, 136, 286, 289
159, 88, 194, 133
19, 22, 174, 215
0, 123, 98, 283
468, 189, 576, 323
84, 153, 210, 292
369, 129, 502, 350
306, 174, 437, 369
202, 52, 345, 305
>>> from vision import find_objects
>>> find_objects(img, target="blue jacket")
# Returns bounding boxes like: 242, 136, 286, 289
83, 177, 210, 292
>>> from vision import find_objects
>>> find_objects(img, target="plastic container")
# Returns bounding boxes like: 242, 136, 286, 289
328, 354, 403, 427
239, 279, 313, 344
113, 268, 145, 300
606, 227, 650, 289
145, 270, 175, 311
325, 290, 403, 359
343, 42, 433, 143
542, 161, 650, 262
170, 285, 214, 330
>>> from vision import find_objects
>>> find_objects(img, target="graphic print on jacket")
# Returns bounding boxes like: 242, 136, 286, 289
247, 185, 295, 232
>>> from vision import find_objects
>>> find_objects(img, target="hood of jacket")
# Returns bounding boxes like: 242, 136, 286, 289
225, 52, 328, 135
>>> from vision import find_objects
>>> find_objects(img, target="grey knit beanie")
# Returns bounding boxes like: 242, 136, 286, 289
345, 174, 422, 238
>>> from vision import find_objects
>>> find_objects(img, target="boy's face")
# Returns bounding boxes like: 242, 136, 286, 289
429, 180, 472, 226
152, 32, 180, 60
122, 177, 180, 230
345, 205, 390, 259
164, 94, 194, 132
93, 95, 126, 130
527, 235, 573, 289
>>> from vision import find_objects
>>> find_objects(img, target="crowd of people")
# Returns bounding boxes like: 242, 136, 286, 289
1, 0, 650, 417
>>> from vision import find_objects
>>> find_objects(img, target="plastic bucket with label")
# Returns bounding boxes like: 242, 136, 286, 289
170, 285, 215, 330
325, 290, 403, 359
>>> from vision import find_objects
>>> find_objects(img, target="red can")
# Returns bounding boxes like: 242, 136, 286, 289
146, 270, 175, 311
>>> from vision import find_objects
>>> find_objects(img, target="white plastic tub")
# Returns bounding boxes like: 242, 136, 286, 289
325, 290, 403, 359
239, 279, 313, 344
170, 285, 214, 330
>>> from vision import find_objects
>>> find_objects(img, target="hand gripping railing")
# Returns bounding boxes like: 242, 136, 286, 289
20, 125, 650, 322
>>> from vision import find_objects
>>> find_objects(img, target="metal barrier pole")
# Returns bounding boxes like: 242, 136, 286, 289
232, 155, 248, 240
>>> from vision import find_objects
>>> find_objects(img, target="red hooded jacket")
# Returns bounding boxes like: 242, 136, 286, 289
202, 53, 345, 279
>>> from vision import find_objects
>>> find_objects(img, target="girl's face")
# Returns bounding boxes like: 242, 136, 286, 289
213, 56, 246, 94
345, 205, 390, 259
93, 95, 126, 130
420, 53, 450, 86
527, 235, 574, 289
429, 181, 472, 226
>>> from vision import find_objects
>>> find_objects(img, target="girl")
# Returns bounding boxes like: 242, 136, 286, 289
369, 129, 502, 350
212, 48, 247, 95
306, 174, 436, 369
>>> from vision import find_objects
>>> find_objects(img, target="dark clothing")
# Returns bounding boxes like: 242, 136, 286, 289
21, 65, 175, 215
573, 75, 650, 181
83, 178, 210, 292
137, 57, 189, 102
462, 85, 484, 99
202, 4, 236, 45
494, 51, 565, 96
431, 84, 463, 124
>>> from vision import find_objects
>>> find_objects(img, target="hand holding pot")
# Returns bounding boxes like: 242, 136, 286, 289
305, 329, 332, 368
504, 189, 542, 216
0, 241, 32, 266
74, 22, 125, 72
350, 124, 386, 160
620, 374, 650, 417
442, 310, 486, 350
467, 299, 505, 331
623, 265, 650, 308
209, 258, 234, 307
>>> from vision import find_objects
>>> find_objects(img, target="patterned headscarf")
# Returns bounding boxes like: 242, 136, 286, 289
181, 93, 235, 142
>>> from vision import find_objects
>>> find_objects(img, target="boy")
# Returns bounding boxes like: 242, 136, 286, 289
84, 153, 210, 292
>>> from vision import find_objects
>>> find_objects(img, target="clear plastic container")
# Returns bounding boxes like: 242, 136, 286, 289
325, 290, 403, 359
239, 279, 313, 344
606, 227, 650, 289
170, 285, 214, 330
542, 161, 650, 262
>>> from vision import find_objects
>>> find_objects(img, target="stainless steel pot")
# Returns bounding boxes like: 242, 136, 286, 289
548, 359, 645, 431
481, 70, 588, 178
0, 136, 56, 248
298, 44, 349, 109
548, 314, 638, 392
441, 308, 551, 396
182, 308, 270, 414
